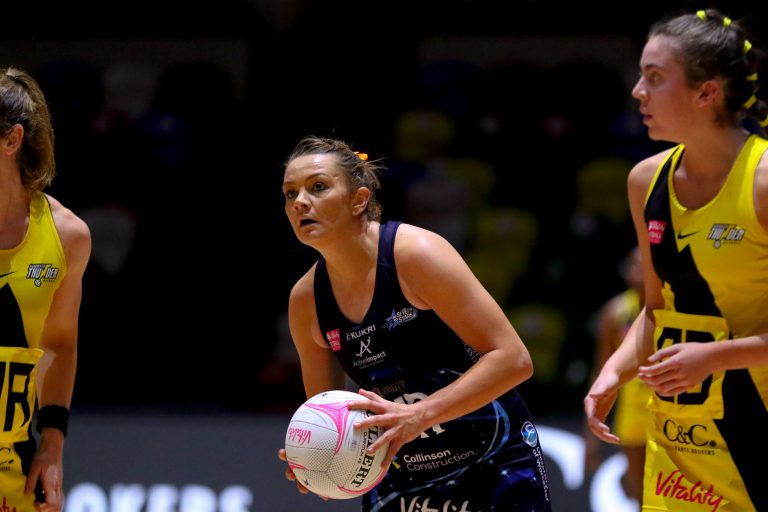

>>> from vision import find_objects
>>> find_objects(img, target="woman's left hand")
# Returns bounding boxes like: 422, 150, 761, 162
638, 342, 715, 396
348, 388, 428, 469
25, 430, 64, 512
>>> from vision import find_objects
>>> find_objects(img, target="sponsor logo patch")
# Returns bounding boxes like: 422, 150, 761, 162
325, 329, 341, 351
648, 220, 667, 245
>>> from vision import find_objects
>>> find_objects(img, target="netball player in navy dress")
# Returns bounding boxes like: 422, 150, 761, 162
278, 136, 551, 511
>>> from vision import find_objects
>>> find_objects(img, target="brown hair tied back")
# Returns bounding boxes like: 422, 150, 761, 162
286, 136, 384, 222
651, 9, 767, 132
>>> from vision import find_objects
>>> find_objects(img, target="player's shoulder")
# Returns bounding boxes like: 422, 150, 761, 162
392, 223, 464, 287
629, 148, 675, 180
749, 136, 768, 228
754, 135, 768, 179
45, 194, 91, 260
628, 147, 676, 192
393, 222, 453, 259
289, 263, 318, 307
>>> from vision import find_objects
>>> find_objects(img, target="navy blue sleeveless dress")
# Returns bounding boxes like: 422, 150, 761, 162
313, 221, 552, 511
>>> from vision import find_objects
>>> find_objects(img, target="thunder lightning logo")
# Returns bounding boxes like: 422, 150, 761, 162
707, 223, 745, 249
26, 263, 59, 287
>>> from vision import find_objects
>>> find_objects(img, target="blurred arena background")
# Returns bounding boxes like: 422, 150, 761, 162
2, 0, 765, 510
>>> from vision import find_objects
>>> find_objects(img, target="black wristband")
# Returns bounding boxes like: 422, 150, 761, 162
36, 405, 69, 437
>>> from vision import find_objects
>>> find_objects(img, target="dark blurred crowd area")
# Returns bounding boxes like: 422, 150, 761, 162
3, 0, 765, 418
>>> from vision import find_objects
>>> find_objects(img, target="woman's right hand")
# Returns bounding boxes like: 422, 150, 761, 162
583, 371, 621, 445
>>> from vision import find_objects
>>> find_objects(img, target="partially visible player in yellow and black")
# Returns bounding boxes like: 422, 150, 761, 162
585, 9, 768, 512
0, 67, 91, 512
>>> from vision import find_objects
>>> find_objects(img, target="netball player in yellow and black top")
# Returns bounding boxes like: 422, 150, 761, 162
585, 9, 768, 512
278, 136, 551, 511
0, 68, 91, 512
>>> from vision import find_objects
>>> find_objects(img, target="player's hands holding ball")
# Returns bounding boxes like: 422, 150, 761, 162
277, 448, 320, 498
348, 388, 428, 469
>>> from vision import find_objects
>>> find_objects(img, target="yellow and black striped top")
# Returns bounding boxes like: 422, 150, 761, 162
0, 191, 65, 441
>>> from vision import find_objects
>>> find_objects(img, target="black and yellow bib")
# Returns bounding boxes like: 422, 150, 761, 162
0, 191, 65, 444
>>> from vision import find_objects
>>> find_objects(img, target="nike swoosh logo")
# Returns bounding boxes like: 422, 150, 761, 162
677, 231, 698, 240
0, 271, 15, 279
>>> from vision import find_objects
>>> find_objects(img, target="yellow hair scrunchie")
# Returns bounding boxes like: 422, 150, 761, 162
723, 17, 732, 27
760, 116, 768, 128
747, 73, 758, 82
744, 40, 753, 54
696, 10, 707, 20
743, 95, 757, 110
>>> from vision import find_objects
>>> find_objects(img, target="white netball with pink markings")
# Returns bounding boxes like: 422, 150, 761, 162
284, 390, 390, 499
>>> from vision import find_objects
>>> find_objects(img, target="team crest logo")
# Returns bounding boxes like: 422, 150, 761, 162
707, 223, 744, 249
26, 263, 59, 287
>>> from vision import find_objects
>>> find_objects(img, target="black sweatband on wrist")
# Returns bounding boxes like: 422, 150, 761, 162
36, 405, 70, 437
